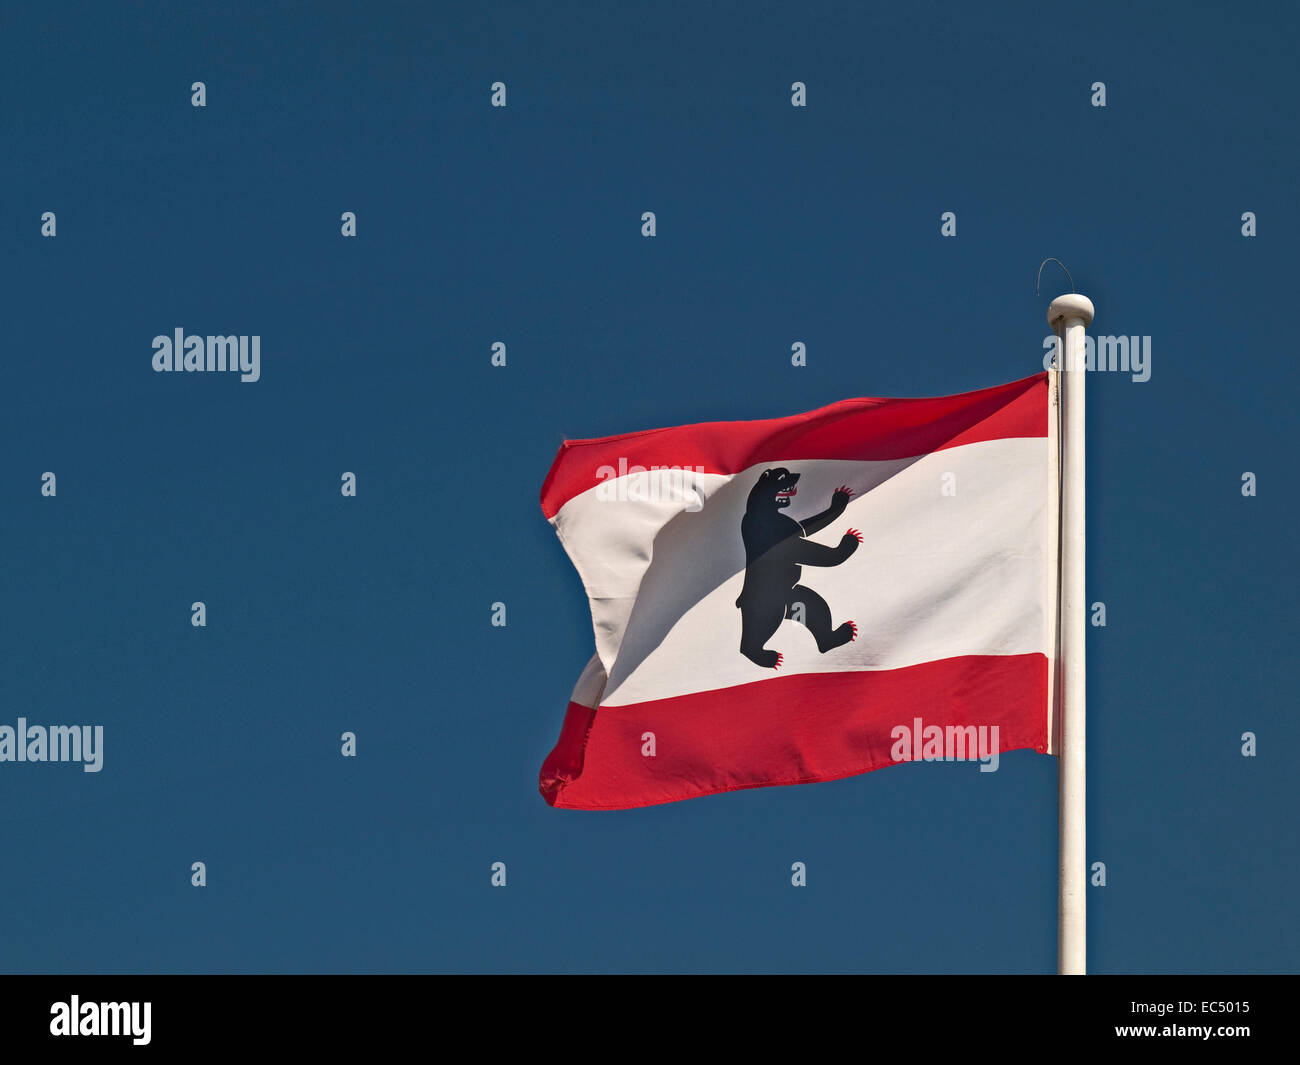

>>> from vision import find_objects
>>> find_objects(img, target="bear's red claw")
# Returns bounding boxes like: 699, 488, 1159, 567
847, 527, 863, 542
848, 621, 858, 641
773, 653, 784, 670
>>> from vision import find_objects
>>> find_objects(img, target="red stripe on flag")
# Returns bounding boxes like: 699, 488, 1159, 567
540, 372, 1048, 518
539, 654, 1049, 809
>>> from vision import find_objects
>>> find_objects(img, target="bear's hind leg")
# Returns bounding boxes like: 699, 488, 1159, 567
739, 599, 786, 669
789, 585, 856, 653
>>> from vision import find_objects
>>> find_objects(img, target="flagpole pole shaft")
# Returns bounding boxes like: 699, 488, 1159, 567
1049, 293, 1093, 976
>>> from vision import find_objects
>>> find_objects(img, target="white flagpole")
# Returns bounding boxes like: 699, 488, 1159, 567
1048, 292, 1093, 975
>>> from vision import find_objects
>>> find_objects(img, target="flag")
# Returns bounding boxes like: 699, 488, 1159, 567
539, 371, 1059, 809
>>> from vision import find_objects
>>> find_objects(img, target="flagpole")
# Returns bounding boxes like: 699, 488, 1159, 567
1048, 292, 1093, 975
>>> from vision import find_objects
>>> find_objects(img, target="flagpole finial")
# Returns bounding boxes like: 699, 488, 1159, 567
1047, 293, 1094, 331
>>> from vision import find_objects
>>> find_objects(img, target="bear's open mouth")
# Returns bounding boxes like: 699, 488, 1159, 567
776, 487, 797, 497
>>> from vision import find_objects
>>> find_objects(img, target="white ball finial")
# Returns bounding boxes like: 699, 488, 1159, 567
1047, 293, 1094, 330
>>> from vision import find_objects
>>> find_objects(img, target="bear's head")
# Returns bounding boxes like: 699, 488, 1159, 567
747, 467, 800, 511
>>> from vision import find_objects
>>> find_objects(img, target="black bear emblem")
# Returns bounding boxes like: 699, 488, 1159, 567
735, 468, 861, 669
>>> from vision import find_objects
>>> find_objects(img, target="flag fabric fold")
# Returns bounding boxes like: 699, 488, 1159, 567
540, 372, 1059, 809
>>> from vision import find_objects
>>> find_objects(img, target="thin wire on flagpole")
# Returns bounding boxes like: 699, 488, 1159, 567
1036, 257, 1076, 296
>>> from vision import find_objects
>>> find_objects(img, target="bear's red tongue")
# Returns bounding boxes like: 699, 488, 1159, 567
777, 488, 797, 497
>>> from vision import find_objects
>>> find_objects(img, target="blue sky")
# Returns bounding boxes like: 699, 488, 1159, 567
1, 0, 1295, 973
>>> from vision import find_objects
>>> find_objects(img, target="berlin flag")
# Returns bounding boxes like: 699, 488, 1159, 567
539, 371, 1060, 809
